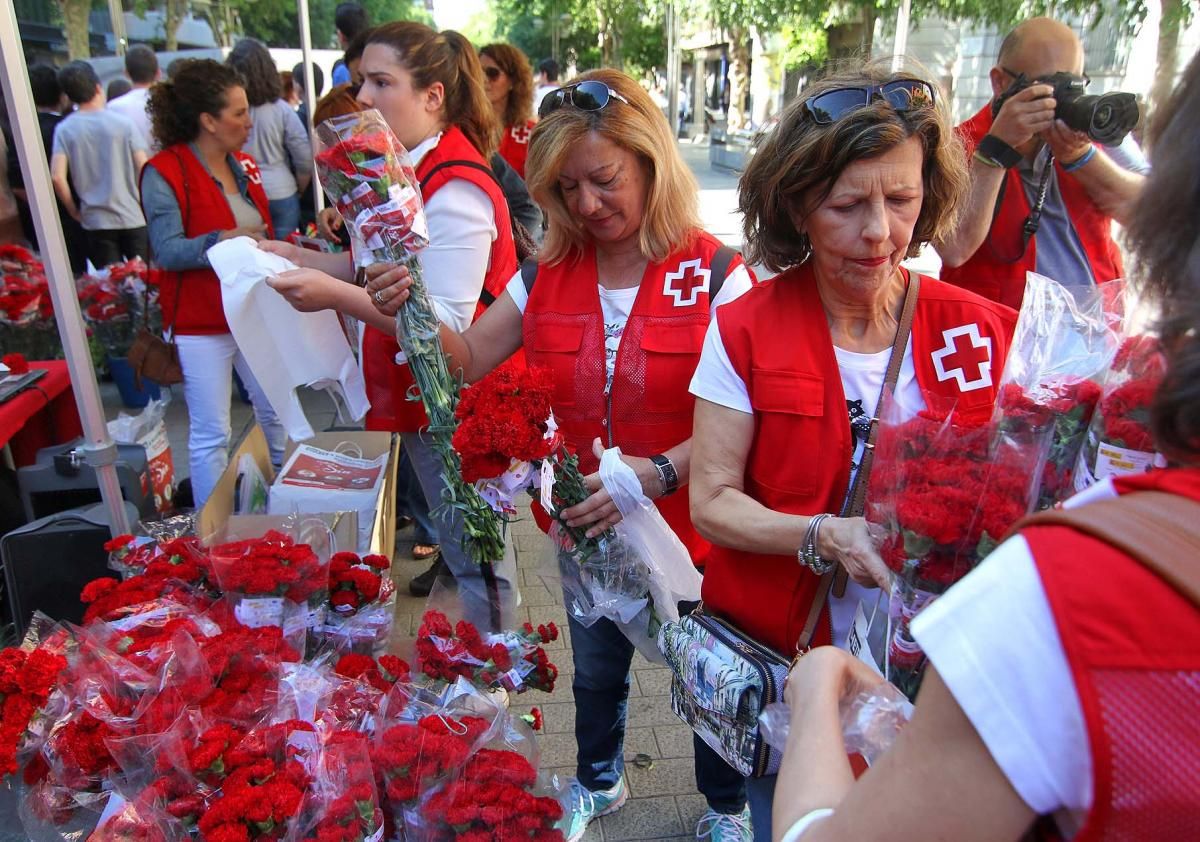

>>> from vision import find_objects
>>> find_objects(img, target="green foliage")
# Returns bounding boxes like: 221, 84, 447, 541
779, 20, 827, 70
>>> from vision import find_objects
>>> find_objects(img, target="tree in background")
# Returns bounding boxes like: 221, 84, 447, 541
56, 0, 94, 58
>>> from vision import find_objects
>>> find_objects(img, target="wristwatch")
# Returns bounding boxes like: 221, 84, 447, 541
977, 133, 1023, 169
649, 454, 679, 496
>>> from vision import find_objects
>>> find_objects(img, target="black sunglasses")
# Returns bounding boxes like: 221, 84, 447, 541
803, 79, 937, 125
483, 66, 503, 81
538, 80, 631, 119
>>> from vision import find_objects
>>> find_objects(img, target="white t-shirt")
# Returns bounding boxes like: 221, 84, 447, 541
107, 86, 153, 151
910, 484, 1113, 836
688, 316, 924, 647
384, 133, 496, 364
506, 262, 754, 392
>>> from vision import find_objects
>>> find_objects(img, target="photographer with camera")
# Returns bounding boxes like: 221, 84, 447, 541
936, 17, 1147, 311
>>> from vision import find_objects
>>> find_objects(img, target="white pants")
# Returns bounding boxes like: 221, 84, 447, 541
175, 332, 286, 509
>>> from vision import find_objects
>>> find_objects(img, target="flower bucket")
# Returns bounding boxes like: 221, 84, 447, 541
107, 355, 160, 409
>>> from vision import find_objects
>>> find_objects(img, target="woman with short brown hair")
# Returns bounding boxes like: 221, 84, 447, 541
688, 62, 1016, 837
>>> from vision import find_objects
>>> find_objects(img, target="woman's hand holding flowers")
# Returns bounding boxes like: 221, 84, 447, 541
816, 516, 891, 589
364, 261, 413, 316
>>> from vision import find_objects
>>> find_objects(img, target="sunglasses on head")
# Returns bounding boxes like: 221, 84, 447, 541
803, 79, 936, 125
482, 66, 503, 81
538, 80, 630, 119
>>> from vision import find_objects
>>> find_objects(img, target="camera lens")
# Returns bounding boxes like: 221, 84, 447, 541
1088, 92, 1139, 145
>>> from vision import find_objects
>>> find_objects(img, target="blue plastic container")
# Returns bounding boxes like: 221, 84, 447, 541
107, 356, 161, 409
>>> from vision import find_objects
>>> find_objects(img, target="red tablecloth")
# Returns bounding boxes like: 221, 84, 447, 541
0, 361, 83, 467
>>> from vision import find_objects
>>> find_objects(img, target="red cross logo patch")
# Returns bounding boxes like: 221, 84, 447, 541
931, 324, 993, 392
663, 258, 711, 307
510, 124, 532, 144
241, 157, 263, 186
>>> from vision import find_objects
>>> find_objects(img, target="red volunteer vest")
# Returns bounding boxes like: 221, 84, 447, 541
142, 145, 273, 335
498, 119, 537, 180
1025, 467, 1200, 841
703, 266, 1016, 654
523, 231, 746, 565
940, 105, 1125, 312
361, 125, 517, 432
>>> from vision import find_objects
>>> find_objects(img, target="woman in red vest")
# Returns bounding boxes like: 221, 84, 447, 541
365, 68, 758, 842
479, 43, 537, 180
769, 52, 1200, 842
687, 65, 1017, 837
140, 59, 286, 509
262, 22, 520, 627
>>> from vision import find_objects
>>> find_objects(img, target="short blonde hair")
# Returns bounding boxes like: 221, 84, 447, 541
526, 68, 701, 265
740, 60, 967, 273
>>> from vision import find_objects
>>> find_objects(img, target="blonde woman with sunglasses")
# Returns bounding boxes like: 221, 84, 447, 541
366, 67, 759, 842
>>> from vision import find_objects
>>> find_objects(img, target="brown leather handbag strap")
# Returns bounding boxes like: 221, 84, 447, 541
1016, 491, 1200, 607
828, 274, 921, 601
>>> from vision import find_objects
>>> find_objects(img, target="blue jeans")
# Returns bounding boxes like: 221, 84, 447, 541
397, 448, 437, 546
745, 774, 775, 840
569, 613, 746, 812
268, 194, 301, 238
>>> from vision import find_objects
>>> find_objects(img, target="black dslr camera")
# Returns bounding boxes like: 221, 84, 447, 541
992, 72, 1139, 145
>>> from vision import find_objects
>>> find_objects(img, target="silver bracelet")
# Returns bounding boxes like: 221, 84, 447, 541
797, 513, 836, 575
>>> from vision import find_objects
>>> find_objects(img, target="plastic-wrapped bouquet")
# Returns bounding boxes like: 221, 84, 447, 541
314, 110, 505, 567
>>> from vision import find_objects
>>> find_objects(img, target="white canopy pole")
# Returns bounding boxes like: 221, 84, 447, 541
892, 0, 912, 71
0, 6, 132, 536
297, 0, 324, 212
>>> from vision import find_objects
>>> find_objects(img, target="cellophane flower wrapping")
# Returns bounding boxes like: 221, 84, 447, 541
207, 525, 333, 658
867, 393, 1046, 698
415, 704, 566, 841
371, 681, 503, 839
0, 615, 71, 782
993, 273, 1118, 509
297, 731, 385, 842
0, 244, 61, 360
76, 258, 163, 361
319, 551, 396, 657
414, 606, 559, 695
315, 110, 508, 572
1073, 334, 1168, 491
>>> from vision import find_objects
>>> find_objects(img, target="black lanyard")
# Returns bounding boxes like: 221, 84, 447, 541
987, 151, 1055, 265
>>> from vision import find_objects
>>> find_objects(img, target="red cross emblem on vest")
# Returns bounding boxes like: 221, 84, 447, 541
663, 258, 711, 307
931, 324, 993, 392
240, 156, 263, 186
510, 124, 532, 144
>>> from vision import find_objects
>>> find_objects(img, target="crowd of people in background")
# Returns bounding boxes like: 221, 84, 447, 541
1, 5, 1197, 841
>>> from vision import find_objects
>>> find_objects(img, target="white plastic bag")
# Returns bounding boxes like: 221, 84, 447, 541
207, 236, 370, 441
759, 682, 913, 766
106, 397, 175, 512
598, 447, 703, 663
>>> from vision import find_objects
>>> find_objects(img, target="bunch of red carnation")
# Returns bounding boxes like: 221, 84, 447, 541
80, 571, 210, 625
421, 747, 564, 841
1073, 335, 1168, 490
328, 551, 390, 615
415, 610, 559, 694
997, 379, 1103, 509
371, 714, 490, 810
0, 245, 50, 324
210, 530, 328, 603
99, 613, 214, 673
334, 653, 410, 693
195, 627, 300, 724
452, 366, 557, 483
299, 731, 383, 842
0, 646, 67, 777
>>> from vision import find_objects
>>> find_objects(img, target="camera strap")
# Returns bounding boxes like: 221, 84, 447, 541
987, 150, 1055, 265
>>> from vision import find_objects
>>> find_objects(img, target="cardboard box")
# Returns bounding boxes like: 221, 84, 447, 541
198, 426, 400, 557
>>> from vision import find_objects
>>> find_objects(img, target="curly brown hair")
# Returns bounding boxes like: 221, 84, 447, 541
479, 43, 534, 129
146, 59, 245, 149
739, 60, 966, 273
1125, 51, 1200, 462
227, 38, 281, 107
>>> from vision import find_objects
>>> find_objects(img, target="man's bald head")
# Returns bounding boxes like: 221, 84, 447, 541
997, 17, 1085, 80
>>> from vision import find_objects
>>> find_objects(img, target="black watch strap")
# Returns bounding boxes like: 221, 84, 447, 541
978, 134, 1023, 169
650, 454, 679, 496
